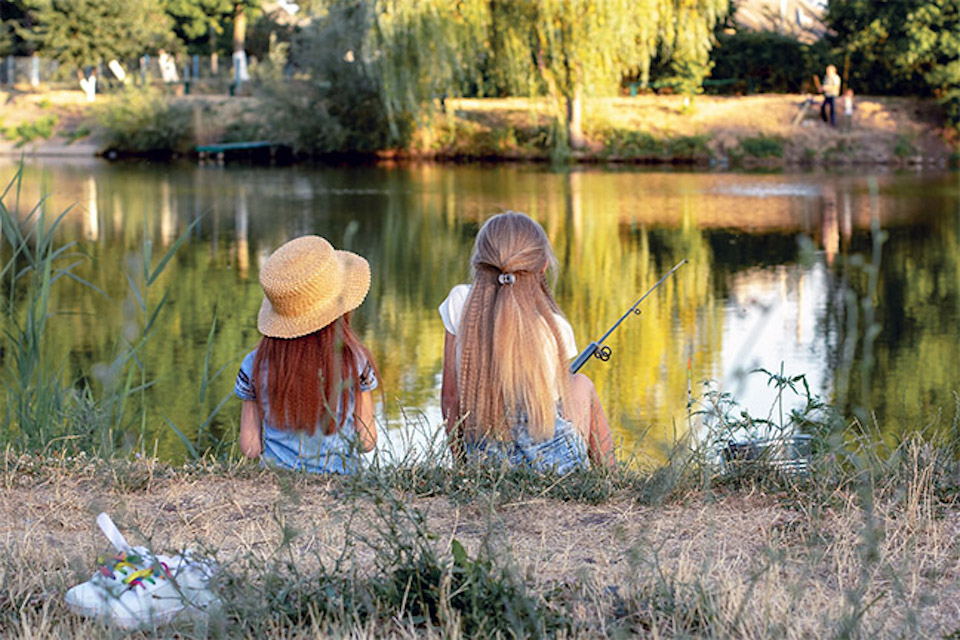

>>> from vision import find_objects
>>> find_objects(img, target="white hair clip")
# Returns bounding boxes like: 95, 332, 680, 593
498, 273, 516, 285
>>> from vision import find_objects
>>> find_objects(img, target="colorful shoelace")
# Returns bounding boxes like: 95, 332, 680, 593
96, 552, 172, 590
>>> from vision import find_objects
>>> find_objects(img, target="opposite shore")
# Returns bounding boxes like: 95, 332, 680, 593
2, 89, 958, 169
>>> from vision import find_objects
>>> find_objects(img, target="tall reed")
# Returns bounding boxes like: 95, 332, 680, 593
0, 166, 204, 458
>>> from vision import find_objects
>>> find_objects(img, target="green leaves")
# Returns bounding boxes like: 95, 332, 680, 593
24, 0, 171, 71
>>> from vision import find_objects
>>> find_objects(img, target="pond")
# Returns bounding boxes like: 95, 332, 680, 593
4, 159, 960, 462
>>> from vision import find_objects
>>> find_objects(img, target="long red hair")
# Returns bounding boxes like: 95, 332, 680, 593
251, 313, 377, 436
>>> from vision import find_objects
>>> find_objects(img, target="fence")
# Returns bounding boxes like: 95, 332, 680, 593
0, 54, 252, 91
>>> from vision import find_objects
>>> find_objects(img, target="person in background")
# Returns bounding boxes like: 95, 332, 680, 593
842, 88, 855, 131
235, 235, 379, 473
819, 64, 841, 127
439, 211, 615, 473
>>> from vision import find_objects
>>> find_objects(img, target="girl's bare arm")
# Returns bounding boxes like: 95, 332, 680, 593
239, 400, 263, 458
354, 389, 377, 452
441, 330, 463, 455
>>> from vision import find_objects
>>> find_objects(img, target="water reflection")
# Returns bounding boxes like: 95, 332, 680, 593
3, 160, 959, 461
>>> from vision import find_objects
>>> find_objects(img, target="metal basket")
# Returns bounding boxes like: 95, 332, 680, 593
720, 434, 813, 475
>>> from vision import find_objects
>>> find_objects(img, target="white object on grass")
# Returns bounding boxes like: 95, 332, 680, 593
65, 513, 220, 630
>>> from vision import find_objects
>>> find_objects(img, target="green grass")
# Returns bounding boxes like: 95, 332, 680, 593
739, 135, 785, 159
2, 114, 59, 146
894, 134, 917, 158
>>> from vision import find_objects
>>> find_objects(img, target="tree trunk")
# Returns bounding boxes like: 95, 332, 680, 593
209, 24, 219, 75
232, 4, 246, 55
232, 3, 249, 84
77, 68, 96, 102
566, 84, 584, 150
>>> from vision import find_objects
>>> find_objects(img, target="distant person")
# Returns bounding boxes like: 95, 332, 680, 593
842, 88, 855, 131
235, 235, 379, 473
439, 211, 615, 473
819, 65, 841, 127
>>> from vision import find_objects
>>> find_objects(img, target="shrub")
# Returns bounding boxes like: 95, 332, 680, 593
97, 89, 194, 155
893, 134, 916, 158
739, 135, 785, 159
665, 134, 711, 160
604, 130, 665, 158
8, 115, 59, 146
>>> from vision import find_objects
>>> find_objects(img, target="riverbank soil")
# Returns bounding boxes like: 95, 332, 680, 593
5, 454, 960, 636
0, 88, 955, 166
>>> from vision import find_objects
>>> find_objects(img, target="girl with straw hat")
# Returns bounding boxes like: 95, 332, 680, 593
439, 212, 615, 472
235, 235, 379, 473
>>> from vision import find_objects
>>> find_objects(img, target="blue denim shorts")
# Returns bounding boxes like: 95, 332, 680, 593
464, 413, 589, 475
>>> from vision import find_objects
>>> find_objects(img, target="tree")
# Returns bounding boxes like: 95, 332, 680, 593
24, 0, 170, 95
164, 0, 234, 55
487, 0, 729, 149
275, 0, 488, 150
898, 1, 960, 127
826, 0, 960, 127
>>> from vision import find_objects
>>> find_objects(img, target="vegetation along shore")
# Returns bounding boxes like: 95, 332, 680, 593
1, 89, 956, 169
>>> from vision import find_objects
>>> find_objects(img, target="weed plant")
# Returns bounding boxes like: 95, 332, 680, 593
738, 135, 785, 159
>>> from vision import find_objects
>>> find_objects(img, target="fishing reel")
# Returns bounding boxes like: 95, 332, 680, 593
594, 345, 612, 362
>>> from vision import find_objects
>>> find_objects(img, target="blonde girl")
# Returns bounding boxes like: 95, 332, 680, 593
439, 212, 614, 472
235, 235, 378, 473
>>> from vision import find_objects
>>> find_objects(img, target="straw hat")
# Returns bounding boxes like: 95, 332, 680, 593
257, 235, 371, 339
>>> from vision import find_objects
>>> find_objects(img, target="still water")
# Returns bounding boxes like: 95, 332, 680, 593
5, 160, 960, 461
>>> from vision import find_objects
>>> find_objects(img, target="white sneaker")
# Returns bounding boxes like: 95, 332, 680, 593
65, 513, 219, 629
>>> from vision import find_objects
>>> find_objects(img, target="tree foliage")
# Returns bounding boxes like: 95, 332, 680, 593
826, 0, 960, 127
24, 0, 171, 70
710, 31, 828, 94
486, 0, 728, 145
366, 0, 489, 138
163, 0, 234, 53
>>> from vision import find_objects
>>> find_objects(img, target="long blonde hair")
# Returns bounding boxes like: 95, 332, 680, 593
457, 212, 572, 442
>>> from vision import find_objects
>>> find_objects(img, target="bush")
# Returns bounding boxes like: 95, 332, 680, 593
603, 130, 665, 158
97, 89, 194, 155
739, 135, 785, 158
665, 135, 711, 160
257, 2, 398, 155
5, 115, 59, 146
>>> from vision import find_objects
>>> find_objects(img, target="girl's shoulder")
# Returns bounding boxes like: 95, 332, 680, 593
438, 284, 472, 335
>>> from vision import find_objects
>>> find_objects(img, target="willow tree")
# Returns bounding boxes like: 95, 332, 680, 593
488, 0, 729, 148
364, 0, 490, 140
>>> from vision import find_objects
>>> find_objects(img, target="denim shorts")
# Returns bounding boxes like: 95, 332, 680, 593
464, 413, 589, 475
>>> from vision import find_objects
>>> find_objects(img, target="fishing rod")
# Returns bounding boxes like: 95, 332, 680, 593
570, 259, 687, 374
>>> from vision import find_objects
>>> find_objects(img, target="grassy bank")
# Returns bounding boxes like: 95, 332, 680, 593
1, 88, 956, 167
4, 430, 960, 638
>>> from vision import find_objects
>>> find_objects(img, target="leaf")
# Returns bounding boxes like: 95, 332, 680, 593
451, 538, 468, 567
146, 217, 200, 286
160, 412, 199, 460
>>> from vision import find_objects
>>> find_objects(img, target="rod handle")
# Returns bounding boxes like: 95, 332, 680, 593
570, 342, 599, 374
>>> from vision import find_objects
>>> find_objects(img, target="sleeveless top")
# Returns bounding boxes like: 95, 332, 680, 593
234, 349, 378, 474
439, 284, 590, 472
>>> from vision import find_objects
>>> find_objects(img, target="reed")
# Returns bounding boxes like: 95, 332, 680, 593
0, 166, 202, 460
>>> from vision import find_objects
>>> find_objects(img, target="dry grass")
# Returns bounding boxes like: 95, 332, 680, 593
445, 95, 954, 165
3, 440, 960, 638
